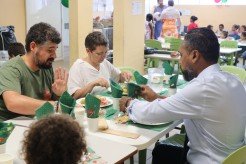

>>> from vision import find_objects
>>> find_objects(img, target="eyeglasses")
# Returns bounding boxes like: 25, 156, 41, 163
91, 50, 110, 56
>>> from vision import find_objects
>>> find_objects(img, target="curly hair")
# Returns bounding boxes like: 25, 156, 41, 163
25, 22, 61, 52
21, 114, 86, 164
84, 31, 108, 51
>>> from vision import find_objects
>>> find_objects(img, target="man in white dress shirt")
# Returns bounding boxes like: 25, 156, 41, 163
120, 28, 246, 163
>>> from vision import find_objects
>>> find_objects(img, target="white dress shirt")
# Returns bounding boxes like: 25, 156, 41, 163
127, 64, 246, 164
68, 59, 120, 95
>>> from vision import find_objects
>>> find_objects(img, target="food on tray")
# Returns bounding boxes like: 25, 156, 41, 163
120, 83, 128, 95
115, 115, 129, 124
80, 96, 110, 106
151, 76, 161, 83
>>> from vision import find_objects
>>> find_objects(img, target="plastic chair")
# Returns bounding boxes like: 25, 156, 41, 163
222, 145, 246, 164
220, 40, 238, 65
118, 66, 137, 81
145, 40, 162, 68
164, 37, 182, 51
221, 65, 246, 83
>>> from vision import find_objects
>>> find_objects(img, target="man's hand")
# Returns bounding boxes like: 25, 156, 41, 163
139, 85, 164, 102
120, 71, 132, 82
52, 67, 68, 96
119, 96, 132, 112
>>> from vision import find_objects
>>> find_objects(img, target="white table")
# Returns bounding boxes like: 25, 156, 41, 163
219, 47, 242, 54
6, 116, 182, 164
6, 125, 138, 164
144, 53, 180, 62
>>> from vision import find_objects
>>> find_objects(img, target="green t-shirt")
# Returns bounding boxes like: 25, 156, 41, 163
0, 56, 55, 120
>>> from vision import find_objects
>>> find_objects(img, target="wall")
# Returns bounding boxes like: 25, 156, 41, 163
0, 0, 26, 44
175, 5, 246, 31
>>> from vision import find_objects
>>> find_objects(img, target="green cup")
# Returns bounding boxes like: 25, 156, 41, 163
127, 83, 142, 98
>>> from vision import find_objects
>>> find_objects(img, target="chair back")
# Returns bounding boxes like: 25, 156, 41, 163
165, 37, 182, 51
145, 40, 162, 50
118, 66, 137, 81
220, 40, 238, 48
222, 145, 246, 164
221, 65, 246, 83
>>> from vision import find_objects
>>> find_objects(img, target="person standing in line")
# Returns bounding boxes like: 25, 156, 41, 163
187, 15, 198, 32
153, 0, 167, 39
160, 0, 181, 38
145, 13, 154, 40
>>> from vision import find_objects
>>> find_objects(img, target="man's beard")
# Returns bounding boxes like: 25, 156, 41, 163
35, 52, 54, 69
181, 67, 197, 81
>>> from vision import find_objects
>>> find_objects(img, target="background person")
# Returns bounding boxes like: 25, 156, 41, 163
68, 31, 132, 99
215, 24, 224, 37
160, 0, 181, 38
145, 13, 154, 40
8, 42, 25, 59
22, 114, 86, 164
187, 15, 198, 32
0, 22, 68, 121
120, 28, 246, 163
153, 0, 167, 39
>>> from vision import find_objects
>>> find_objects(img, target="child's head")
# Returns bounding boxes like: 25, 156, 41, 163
231, 24, 240, 31
190, 16, 198, 23
219, 24, 224, 31
8, 42, 25, 59
207, 25, 213, 31
146, 13, 153, 22
22, 115, 86, 164
240, 31, 246, 40
220, 31, 228, 39
240, 25, 246, 33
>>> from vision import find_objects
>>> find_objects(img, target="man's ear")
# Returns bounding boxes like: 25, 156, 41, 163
30, 41, 36, 51
191, 50, 200, 63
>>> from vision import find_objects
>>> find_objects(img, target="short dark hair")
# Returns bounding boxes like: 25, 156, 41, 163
184, 28, 220, 63
146, 13, 153, 21
241, 31, 246, 38
25, 22, 61, 52
240, 25, 246, 32
190, 16, 198, 22
22, 114, 86, 164
8, 42, 25, 57
219, 24, 224, 28
207, 25, 213, 30
85, 31, 108, 51
222, 31, 228, 38
168, 0, 174, 6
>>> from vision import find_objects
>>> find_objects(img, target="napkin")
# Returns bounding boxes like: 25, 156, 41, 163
169, 74, 179, 88
134, 71, 148, 85
35, 102, 55, 120
0, 122, 15, 145
162, 61, 174, 75
60, 91, 76, 116
85, 93, 101, 118
110, 78, 123, 98
127, 83, 142, 98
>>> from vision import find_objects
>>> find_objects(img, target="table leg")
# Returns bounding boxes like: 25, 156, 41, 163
138, 149, 147, 164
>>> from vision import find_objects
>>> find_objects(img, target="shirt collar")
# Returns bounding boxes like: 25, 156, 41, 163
197, 63, 221, 79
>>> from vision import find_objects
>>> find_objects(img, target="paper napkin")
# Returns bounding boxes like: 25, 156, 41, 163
0, 122, 15, 145
134, 71, 148, 85
60, 91, 76, 116
169, 74, 179, 88
110, 78, 123, 98
35, 102, 55, 120
127, 83, 142, 98
85, 93, 101, 118
162, 61, 174, 75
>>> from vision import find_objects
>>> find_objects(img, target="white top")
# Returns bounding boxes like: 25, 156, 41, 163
68, 59, 120, 95
127, 64, 246, 164
160, 6, 180, 20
